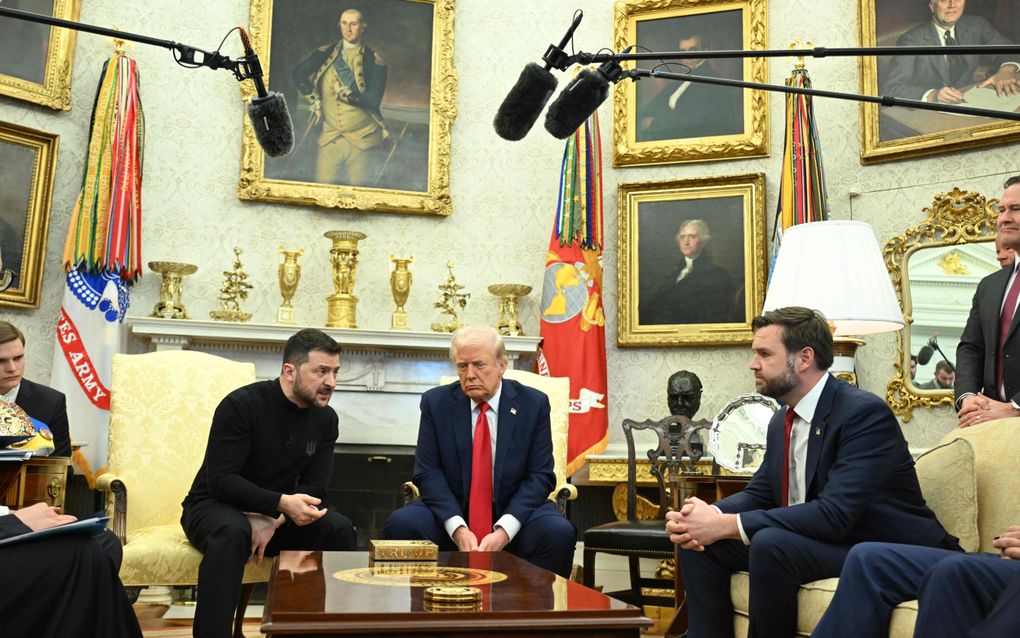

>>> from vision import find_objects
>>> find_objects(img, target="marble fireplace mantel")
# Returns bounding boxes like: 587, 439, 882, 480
126, 317, 542, 445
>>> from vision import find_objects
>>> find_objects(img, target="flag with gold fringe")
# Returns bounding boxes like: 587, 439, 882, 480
770, 62, 829, 278
51, 54, 143, 477
538, 112, 608, 476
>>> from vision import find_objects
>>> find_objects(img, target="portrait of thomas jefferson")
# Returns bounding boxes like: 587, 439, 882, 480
637, 198, 745, 327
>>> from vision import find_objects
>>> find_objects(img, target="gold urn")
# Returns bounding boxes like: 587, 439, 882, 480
277, 246, 305, 324
324, 230, 366, 328
389, 255, 414, 330
148, 261, 198, 319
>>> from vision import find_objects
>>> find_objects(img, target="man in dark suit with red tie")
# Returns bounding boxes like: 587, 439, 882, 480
956, 176, 1020, 427
383, 325, 576, 577
665, 306, 957, 638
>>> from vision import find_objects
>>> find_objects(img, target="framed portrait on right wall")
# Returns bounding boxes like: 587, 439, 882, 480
617, 172, 766, 347
859, 0, 1020, 163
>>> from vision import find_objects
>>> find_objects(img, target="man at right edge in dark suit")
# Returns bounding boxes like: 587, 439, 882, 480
955, 175, 1020, 427
809, 178, 1020, 638
665, 306, 957, 638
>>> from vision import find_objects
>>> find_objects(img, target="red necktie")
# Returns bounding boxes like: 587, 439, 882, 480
468, 402, 492, 540
998, 267, 1020, 399
781, 408, 796, 507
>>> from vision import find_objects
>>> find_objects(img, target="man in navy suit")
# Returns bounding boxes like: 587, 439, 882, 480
665, 306, 957, 638
0, 321, 70, 456
811, 525, 1020, 638
384, 325, 576, 577
955, 176, 1020, 427
882, 0, 1019, 104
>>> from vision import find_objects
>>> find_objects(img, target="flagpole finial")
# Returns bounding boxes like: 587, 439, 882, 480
110, 24, 126, 56
788, 39, 812, 71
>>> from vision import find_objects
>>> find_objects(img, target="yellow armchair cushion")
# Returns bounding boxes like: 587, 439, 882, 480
913, 437, 979, 552
118, 524, 271, 587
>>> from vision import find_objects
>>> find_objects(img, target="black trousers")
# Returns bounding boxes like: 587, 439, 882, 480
1, 532, 141, 638
383, 499, 577, 577
182, 500, 356, 638
678, 527, 851, 638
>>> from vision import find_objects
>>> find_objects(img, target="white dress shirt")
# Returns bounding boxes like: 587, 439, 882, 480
443, 381, 523, 542
730, 373, 830, 544
2, 384, 19, 404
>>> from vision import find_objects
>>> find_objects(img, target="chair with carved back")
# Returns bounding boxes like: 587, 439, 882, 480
582, 415, 705, 611
400, 369, 577, 514
96, 350, 272, 638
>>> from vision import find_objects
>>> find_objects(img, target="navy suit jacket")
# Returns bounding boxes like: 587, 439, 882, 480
715, 375, 955, 549
956, 264, 1020, 405
15, 378, 71, 457
412, 379, 556, 526
883, 15, 1014, 101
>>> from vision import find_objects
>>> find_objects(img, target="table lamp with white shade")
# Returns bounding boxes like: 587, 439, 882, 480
763, 220, 904, 384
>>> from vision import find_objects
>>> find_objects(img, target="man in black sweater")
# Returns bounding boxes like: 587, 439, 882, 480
181, 329, 356, 638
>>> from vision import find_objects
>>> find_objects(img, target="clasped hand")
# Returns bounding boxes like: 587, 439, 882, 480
452, 526, 509, 552
664, 496, 736, 551
993, 526, 1020, 560
957, 393, 1016, 428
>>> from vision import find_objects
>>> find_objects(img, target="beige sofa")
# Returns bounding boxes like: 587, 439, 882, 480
730, 416, 1020, 638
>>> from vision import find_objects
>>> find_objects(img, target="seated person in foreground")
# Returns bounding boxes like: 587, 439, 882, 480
811, 524, 1020, 638
664, 306, 959, 638
181, 329, 357, 638
0, 502, 141, 638
384, 325, 576, 577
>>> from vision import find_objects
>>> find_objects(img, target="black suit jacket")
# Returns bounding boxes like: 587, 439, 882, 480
412, 379, 557, 527
882, 15, 1014, 101
636, 64, 743, 142
641, 254, 738, 325
956, 264, 1020, 404
15, 378, 71, 457
715, 375, 956, 548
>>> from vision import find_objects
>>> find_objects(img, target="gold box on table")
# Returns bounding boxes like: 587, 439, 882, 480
369, 540, 439, 561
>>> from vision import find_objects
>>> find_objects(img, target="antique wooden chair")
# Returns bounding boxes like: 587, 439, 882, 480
582, 415, 706, 611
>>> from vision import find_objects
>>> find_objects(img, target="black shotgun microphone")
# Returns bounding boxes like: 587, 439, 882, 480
493, 11, 583, 141
544, 54, 627, 139
239, 27, 294, 157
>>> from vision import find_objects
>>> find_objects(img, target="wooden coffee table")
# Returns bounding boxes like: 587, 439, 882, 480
262, 551, 652, 637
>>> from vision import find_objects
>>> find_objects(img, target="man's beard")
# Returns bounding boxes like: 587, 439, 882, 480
294, 375, 326, 407
759, 356, 799, 400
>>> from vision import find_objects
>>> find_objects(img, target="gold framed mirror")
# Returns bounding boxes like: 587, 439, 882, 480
884, 188, 1000, 421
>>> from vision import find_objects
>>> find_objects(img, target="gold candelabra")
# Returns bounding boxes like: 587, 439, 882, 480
210, 247, 253, 322
431, 261, 469, 333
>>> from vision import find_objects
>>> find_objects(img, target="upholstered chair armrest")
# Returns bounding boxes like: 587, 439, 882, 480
95, 472, 128, 546
553, 483, 578, 516
401, 481, 420, 505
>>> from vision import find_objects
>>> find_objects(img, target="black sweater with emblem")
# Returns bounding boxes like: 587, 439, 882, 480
182, 379, 339, 517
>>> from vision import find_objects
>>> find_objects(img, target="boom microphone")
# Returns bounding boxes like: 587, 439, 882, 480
493, 11, 583, 141
544, 55, 627, 139
239, 28, 294, 157
917, 342, 934, 366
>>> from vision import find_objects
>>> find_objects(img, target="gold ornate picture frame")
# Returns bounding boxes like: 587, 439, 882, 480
612, 0, 768, 167
0, 121, 59, 309
617, 172, 766, 347
238, 0, 456, 215
884, 188, 998, 421
858, 0, 1020, 163
0, 0, 81, 110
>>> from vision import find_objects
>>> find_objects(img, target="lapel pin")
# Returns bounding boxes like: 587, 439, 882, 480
815, 427, 821, 436
510, 407, 517, 415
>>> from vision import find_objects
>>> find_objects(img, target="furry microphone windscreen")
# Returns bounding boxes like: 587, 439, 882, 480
248, 92, 295, 157
544, 68, 608, 139
494, 62, 558, 141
